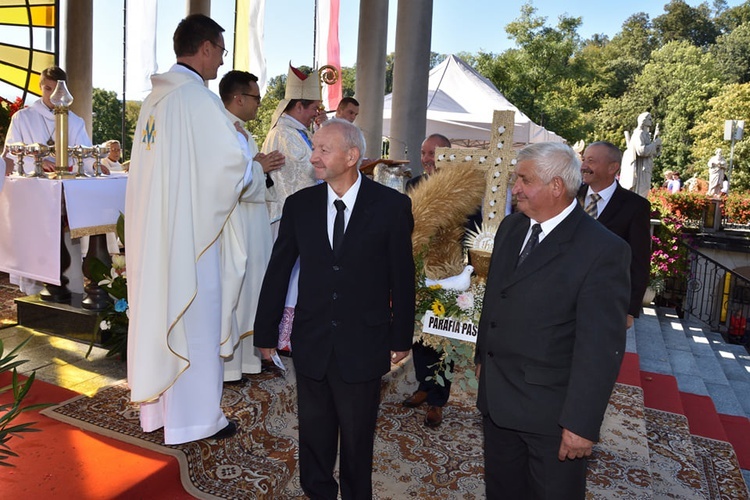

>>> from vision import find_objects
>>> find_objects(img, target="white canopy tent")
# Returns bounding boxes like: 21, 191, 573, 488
383, 54, 565, 147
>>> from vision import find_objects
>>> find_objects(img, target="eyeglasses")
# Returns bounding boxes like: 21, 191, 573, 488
238, 93, 261, 103
210, 40, 228, 57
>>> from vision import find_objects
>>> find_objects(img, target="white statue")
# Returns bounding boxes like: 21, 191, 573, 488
620, 112, 662, 198
707, 148, 727, 197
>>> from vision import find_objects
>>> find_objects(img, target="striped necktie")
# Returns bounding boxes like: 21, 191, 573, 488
585, 193, 601, 219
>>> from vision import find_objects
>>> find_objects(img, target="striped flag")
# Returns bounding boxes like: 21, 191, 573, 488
125, 0, 157, 100
234, 0, 267, 95
315, 0, 342, 111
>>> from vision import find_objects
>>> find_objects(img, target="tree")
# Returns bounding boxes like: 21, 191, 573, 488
690, 83, 750, 190
123, 100, 141, 161
714, 0, 750, 32
91, 88, 123, 146
340, 66, 356, 98
653, 0, 720, 47
711, 22, 750, 84
474, 3, 588, 140
594, 41, 723, 184
92, 88, 137, 161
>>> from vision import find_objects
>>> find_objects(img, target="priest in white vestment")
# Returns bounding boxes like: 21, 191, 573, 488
125, 15, 252, 445
218, 70, 284, 380
262, 65, 323, 351
1, 66, 91, 295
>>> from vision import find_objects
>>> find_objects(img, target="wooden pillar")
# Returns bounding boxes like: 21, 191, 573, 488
389, 0, 433, 173
355, 0, 389, 159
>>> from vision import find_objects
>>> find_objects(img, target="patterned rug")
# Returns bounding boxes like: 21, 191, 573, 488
0, 271, 23, 327
41, 361, 748, 499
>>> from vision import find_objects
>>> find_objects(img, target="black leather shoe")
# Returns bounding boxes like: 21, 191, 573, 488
208, 420, 237, 440
424, 406, 443, 428
403, 390, 429, 408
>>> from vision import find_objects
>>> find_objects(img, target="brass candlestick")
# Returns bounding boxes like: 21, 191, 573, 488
50, 80, 74, 179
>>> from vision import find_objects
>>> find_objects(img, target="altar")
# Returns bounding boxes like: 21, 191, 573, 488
0, 174, 126, 339
0, 174, 127, 286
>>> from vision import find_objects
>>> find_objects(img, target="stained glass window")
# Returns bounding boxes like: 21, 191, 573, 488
0, 0, 58, 104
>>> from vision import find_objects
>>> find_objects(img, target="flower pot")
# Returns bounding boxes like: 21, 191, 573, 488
642, 286, 656, 306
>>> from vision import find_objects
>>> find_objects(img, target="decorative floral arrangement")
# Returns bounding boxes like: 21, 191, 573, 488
647, 190, 695, 298
87, 215, 128, 360
722, 192, 750, 225
648, 188, 710, 228
413, 253, 483, 390
0, 96, 24, 140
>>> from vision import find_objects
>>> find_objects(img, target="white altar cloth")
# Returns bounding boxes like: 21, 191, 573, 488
0, 175, 127, 285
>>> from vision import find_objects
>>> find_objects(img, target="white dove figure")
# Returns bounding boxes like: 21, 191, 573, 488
424, 265, 474, 291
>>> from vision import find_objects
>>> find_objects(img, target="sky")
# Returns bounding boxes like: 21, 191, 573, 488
21, 0, 750, 100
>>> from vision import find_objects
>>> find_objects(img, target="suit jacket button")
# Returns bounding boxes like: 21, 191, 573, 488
333, 265, 340, 271
331, 320, 338, 327
332, 292, 338, 300
490, 321, 497, 328
500, 293, 507, 299
488, 351, 494, 358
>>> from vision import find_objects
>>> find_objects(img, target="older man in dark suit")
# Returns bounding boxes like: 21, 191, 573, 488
254, 118, 415, 500
579, 141, 651, 326
475, 142, 630, 499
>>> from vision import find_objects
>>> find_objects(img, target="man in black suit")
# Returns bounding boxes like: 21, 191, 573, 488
579, 141, 651, 327
402, 133, 454, 428
404, 133, 451, 191
475, 142, 630, 499
254, 118, 415, 499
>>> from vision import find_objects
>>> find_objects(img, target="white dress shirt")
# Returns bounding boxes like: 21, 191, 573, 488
327, 172, 362, 249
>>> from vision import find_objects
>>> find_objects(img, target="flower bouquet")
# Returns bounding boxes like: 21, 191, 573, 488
414, 253, 484, 390
87, 215, 128, 360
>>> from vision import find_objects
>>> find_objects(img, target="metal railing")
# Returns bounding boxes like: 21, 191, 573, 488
675, 244, 750, 335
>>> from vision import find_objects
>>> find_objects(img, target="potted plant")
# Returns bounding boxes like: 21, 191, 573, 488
0, 337, 53, 466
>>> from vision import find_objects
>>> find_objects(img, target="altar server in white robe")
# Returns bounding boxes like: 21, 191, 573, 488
1, 66, 92, 295
218, 70, 284, 380
2, 66, 93, 177
125, 14, 253, 445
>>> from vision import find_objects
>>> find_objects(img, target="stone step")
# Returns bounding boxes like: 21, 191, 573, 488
640, 307, 750, 494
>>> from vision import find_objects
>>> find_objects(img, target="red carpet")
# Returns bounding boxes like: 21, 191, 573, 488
720, 414, 750, 469
616, 352, 641, 386
0, 372, 190, 499
639, 369, 750, 474
640, 370, 685, 415
680, 392, 729, 442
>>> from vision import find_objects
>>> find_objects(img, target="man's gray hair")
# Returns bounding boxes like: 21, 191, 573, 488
516, 142, 582, 198
319, 118, 367, 169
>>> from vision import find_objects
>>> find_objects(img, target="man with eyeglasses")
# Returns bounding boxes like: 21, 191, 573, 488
125, 14, 255, 445
218, 70, 284, 382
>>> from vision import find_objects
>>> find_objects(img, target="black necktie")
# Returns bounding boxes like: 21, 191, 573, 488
333, 199, 346, 257
517, 223, 542, 268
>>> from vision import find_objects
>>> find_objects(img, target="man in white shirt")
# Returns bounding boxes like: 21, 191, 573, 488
579, 141, 651, 328
100, 140, 125, 173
